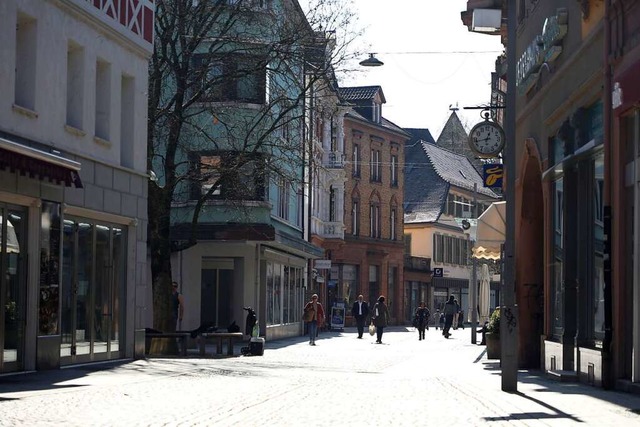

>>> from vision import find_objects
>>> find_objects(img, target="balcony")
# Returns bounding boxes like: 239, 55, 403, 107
325, 151, 345, 169
322, 221, 345, 239
404, 255, 431, 272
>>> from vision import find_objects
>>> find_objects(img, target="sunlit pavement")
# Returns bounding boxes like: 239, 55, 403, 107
1, 327, 640, 426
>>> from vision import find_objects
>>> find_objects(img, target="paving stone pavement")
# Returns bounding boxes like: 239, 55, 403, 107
1, 326, 640, 426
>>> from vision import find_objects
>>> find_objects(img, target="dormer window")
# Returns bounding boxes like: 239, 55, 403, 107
372, 101, 381, 123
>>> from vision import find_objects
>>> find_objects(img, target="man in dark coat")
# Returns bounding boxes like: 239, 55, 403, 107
351, 294, 369, 338
442, 295, 457, 338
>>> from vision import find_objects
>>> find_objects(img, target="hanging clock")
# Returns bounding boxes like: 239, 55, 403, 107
468, 119, 505, 157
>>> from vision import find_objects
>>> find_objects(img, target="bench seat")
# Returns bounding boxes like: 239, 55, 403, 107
199, 332, 243, 356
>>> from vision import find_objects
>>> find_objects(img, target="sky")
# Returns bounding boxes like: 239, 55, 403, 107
303, 0, 504, 139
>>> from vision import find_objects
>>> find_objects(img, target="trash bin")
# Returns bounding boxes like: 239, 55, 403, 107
249, 337, 265, 356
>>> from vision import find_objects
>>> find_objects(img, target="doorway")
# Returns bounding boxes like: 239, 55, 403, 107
201, 258, 234, 328
60, 217, 126, 364
0, 204, 27, 373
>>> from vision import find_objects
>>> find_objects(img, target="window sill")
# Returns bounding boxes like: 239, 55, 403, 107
12, 104, 38, 119
93, 135, 112, 148
64, 124, 86, 137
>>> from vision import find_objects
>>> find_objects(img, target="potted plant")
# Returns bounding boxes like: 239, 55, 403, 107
485, 307, 500, 359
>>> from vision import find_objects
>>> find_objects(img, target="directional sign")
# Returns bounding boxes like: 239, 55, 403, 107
433, 268, 444, 278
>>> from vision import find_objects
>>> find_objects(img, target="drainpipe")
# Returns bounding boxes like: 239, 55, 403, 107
602, 0, 613, 390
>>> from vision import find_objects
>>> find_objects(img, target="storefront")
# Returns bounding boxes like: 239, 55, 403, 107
0, 135, 144, 373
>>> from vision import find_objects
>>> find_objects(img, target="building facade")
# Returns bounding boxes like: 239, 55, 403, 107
462, 0, 640, 390
154, 0, 323, 341
329, 86, 409, 324
0, 0, 153, 373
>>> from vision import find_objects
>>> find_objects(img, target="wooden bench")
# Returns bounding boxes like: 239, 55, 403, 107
145, 332, 190, 356
199, 332, 243, 356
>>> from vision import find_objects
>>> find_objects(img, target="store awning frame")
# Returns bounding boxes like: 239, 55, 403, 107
0, 137, 83, 188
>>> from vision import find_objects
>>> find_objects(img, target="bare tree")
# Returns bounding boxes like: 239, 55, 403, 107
147, 0, 361, 339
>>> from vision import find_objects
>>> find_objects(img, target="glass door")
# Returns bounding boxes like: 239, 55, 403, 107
0, 204, 27, 373
61, 218, 125, 364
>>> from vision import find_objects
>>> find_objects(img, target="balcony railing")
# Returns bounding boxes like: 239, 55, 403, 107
404, 255, 431, 272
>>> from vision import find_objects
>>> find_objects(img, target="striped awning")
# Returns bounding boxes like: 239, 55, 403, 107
0, 137, 82, 188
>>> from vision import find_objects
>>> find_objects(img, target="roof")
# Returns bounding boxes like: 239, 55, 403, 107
338, 86, 386, 103
344, 111, 410, 138
403, 137, 448, 224
421, 143, 498, 198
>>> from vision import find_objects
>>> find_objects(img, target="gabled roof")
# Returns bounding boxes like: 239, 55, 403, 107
344, 111, 410, 138
404, 134, 448, 224
339, 86, 386, 103
421, 143, 498, 198
404, 128, 499, 224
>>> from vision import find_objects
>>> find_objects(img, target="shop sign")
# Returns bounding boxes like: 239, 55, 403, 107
517, 8, 568, 93
314, 259, 332, 269
483, 164, 503, 188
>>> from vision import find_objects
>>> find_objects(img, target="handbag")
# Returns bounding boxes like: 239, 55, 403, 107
303, 307, 315, 322
368, 322, 376, 336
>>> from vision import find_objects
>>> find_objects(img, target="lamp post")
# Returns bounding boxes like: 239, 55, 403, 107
359, 53, 384, 67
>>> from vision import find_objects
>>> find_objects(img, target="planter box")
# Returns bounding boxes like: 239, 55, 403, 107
485, 332, 500, 359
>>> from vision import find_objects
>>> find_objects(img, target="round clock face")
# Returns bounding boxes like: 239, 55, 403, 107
469, 121, 505, 157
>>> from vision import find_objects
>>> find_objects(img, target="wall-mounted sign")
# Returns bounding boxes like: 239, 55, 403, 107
483, 164, 504, 188
433, 268, 444, 278
517, 8, 568, 93
314, 259, 332, 269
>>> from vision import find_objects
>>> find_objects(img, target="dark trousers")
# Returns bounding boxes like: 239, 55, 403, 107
355, 316, 366, 337
443, 315, 454, 336
417, 326, 425, 339
376, 326, 384, 342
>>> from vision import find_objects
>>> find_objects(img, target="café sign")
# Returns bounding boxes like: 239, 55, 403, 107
516, 8, 568, 93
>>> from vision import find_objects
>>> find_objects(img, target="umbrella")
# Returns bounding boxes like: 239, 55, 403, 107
478, 263, 491, 325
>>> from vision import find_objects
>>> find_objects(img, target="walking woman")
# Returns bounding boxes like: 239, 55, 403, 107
371, 296, 390, 344
303, 294, 325, 346
414, 302, 430, 341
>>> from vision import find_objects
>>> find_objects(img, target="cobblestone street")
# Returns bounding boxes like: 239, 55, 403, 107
1, 327, 640, 426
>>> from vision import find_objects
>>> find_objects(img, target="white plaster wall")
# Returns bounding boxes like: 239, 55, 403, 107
0, 0, 149, 173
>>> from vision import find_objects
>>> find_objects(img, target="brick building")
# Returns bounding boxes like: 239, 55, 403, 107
322, 86, 410, 324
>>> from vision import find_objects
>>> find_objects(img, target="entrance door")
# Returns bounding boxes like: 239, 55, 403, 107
61, 218, 126, 363
0, 204, 27, 373
201, 259, 234, 328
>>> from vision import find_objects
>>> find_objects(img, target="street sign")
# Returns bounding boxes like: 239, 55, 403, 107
433, 267, 443, 277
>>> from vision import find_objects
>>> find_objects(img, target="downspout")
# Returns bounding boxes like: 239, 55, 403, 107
602, 0, 613, 390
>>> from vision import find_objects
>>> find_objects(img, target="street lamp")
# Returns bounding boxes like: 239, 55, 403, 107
359, 53, 384, 67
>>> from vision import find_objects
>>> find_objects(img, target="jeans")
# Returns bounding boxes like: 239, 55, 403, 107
308, 320, 317, 343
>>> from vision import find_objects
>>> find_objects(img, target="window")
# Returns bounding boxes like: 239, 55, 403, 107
404, 234, 412, 254
352, 144, 361, 177
15, 12, 37, 110
329, 186, 336, 221
95, 59, 111, 141
593, 154, 605, 339
267, 262, 303, 326
390, 208, 397, 240
369, 202, 380, 238
66, 41, 84, 129
370, 149, 381, 182
191, 152, 266, 201
351, 199, 359, 236
372, 102, 381, 123
120, 75, 134, 168
192, 54, 266, 104
447, 193, 455, 216
277, 176, 290, 220
390, 155, 398, 186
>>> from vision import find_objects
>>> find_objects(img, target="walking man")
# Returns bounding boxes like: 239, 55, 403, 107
351, 294, 369, 339
442, 295, 457, 338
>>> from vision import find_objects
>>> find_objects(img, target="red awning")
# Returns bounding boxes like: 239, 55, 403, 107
0, 137, 83, 188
